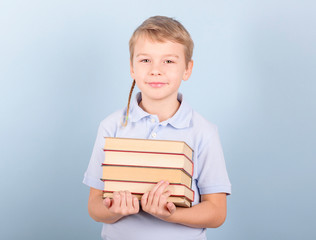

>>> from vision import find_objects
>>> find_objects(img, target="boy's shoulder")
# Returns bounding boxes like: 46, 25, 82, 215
177, 94, 218, 133
189, 108, 220, 143
191, 109, 218, 132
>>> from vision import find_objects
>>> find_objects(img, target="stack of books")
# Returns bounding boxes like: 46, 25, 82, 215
101, 137, 194, 207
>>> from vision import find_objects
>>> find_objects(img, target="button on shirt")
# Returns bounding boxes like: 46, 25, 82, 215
83, 92, 231, 240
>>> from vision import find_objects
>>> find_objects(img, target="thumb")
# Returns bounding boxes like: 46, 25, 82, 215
166, 202, 176, 214
103, 197, 112, 209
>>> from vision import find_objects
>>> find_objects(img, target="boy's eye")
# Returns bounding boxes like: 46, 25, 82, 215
164, 60, 174, 64
141, 59, 150, 63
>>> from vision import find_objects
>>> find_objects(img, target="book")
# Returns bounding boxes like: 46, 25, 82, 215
102, 151, 193, 177
102, 164, 192, 188
103, 138, 193, 177
102, 179, 194, 207
104, 137, 193, 161
102, 137, 195, 207
103, 192, 191, 208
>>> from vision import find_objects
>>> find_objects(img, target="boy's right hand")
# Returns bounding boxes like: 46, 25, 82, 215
103, 191, 139, 217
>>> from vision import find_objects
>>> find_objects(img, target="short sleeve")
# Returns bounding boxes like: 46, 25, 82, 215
83, 123, 107, 190
196, 126, 231, 195
83, 111, 122, 190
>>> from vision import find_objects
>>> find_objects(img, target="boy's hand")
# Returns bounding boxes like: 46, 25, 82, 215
141, 181, 176, 221
103, 191, 139, 217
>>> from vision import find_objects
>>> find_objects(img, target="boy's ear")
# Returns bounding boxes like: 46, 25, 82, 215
183, 60, 193, 81
130, 60, 135, 79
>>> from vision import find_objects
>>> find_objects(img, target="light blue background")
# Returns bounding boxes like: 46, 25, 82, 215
1, 0, 315, 239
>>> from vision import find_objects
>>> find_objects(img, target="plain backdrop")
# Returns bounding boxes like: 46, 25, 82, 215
0, 0, 315, 239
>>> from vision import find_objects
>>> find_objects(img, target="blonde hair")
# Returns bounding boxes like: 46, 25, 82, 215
123, 16, 194, 126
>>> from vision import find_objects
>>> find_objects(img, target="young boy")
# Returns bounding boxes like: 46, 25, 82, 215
83, 16, 231, 240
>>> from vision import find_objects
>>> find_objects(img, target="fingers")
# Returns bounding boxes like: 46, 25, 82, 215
141, 192, 149, 207
133, 196, 140, 212
119, 191, 127, 209
158, 190, 171, 209
148, 181, 169, 206
106, 182, 174, 219
112, 191, 121, 209
141, 181, 176, 219
108, 191, 139, 217
125, 191, 133, 209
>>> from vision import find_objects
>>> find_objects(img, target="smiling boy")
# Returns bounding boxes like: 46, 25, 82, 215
130, 36, 193, 122
84, 16, 231, 240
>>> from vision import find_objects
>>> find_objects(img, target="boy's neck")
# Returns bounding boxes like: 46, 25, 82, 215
139, 94, 180, 122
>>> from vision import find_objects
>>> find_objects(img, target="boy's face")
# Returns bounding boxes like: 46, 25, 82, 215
130, 36, 193, 104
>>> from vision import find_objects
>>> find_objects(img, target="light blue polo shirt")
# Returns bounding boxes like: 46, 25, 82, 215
83, 92, 231, 240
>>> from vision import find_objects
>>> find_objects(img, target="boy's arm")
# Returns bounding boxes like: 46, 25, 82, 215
88, 187, 139, 224
141, 181, 227, 228
165, 193, 227, 228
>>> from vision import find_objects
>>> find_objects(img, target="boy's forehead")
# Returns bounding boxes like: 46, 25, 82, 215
134, 36, 185, 56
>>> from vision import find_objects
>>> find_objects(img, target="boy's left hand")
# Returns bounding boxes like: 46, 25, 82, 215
141, 180, 176, 220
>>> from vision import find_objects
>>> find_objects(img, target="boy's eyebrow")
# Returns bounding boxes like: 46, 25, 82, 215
136, 53, 179, 58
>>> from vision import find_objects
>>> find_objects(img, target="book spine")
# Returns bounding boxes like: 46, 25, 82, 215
101, 163, 192, 179
103, 190, 193, 203
103, 149, 194, 164
101, 179, 195, 202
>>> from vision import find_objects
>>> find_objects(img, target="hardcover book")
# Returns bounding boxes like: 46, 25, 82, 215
102, 137, 194, 207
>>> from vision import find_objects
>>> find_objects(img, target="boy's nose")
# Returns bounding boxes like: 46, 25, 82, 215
149, 64, 162, 76
151, 70, 161, 76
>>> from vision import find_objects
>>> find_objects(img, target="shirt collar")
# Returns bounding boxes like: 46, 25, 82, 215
128, 92, 192, 129
128, 92, 151, 123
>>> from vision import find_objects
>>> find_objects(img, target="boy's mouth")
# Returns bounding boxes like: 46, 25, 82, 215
147, 82, 166, 88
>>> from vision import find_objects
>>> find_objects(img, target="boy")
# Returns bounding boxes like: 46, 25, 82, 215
83, 16, 231, 240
